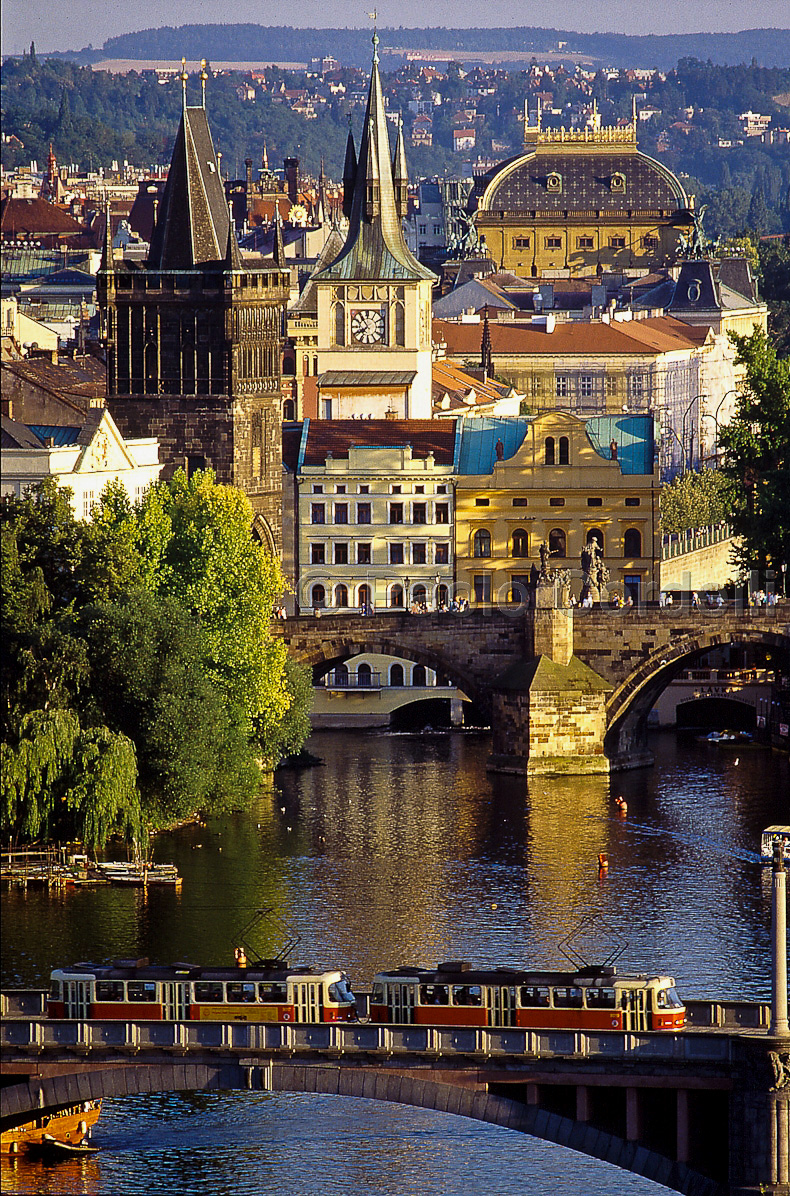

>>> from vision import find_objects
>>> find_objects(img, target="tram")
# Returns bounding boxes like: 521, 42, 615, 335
370, 962, 686, 1033
47, 957, 357, 1024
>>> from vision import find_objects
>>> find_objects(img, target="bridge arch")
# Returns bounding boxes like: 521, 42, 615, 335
604, 628, 790, 767
1, 1067, 721, 1196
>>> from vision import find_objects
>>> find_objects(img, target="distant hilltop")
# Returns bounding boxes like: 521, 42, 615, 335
41, 24, 790, 72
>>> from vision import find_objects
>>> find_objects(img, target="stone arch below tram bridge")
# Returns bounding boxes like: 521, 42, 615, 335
288, 632, 489, 713
0, 1064, 723, 1196
602, 628, 790, 769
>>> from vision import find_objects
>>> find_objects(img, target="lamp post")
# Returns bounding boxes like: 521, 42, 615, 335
404, 575, 411, 611
435, 573, 441, 610
681, 393, 707, 473
663, 424, 686, 476
701, 388, 737, 463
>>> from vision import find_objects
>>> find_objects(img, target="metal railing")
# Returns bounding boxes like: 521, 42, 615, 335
662, 522, 733, 560
323, 671, 382, 689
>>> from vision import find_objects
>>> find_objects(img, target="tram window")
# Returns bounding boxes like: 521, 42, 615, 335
49, 981, 62, 1000
95, 980, 126, 1001
520, 985, 550, 1008
258, 983, 288, 1003
452, 985, 482, 1007
227, 982, 257, 1003
664, 987, 683, 1008
371, 983, 385, 1003
328, 979, 354, 1003
419, 984, 449, 1005
194, 982, 224, 1002
586, 987, 616, 1009
127, 981, 157, 1002
553, 986, 584, 1008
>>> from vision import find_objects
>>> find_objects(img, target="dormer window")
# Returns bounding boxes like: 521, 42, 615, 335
546, 172, 562, 194
610, 172, 626, 194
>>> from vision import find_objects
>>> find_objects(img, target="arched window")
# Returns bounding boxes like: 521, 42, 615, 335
357, 662, 372, 687
390, 585, 404, 608
624, 528, 642, 558
587, 528, 604, 553
390, 663, 404, 686
412, 584, 427, 607
512, 528, 529, 558
282, 354, 295, 376
549, 528, 567, 558
473, 529, 491, 558
394, 302, 405, 346
412, 664, 427, 686
436, 583, 449, 608
358, 583, 371, 610
144, 342, 158, 393
334, 302, 345, 346
302, 354, 310, 376
313, 355, 319, 375
282, 399, 295, 421
545, 437, 555, 465
558, 436, 569, 465
334, 662, 349, 686
334, 583, 349, 607
311, 583, 325, 608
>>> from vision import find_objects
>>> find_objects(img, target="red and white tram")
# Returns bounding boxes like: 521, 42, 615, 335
48, 958, 357, 1024
370, 962, 686, 1033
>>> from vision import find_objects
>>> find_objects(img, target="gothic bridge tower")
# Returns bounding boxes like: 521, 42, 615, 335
98, 62, 290, 550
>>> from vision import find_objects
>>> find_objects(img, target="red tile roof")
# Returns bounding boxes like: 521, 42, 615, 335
1, 197, 88, 238
432, 314, 701, 357
299, 419, 457, 466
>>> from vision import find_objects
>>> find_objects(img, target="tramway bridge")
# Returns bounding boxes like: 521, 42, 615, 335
271, 605, 790, 774
1, 995, 789, 1196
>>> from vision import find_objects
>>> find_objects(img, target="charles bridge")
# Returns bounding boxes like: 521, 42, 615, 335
272, 605, 790, 773
1, 992, 789, 1196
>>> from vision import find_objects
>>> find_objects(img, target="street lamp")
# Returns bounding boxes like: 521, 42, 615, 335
701, 388, 738, 463
404, 576, 411, 610
681, 393, 707, 473
662, 424, 686, 475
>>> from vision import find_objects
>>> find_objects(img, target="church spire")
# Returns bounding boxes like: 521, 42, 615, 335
273, 203, 286, 268
392, 116, 408, 221
342, 121, 357, 219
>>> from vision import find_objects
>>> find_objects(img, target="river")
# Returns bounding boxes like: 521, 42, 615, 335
2, 729, 788, 1195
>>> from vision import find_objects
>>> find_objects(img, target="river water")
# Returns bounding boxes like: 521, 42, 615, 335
2, 730, 788, 1196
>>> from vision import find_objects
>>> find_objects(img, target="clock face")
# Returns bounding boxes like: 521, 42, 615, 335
351, 308, 386, 344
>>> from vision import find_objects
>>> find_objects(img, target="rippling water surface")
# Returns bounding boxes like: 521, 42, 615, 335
2, 729, 787, 1195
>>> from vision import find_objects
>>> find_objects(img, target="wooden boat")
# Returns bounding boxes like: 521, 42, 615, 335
1, 1100, 101, 1156
98, 859, 181, 887
760, 826, 790, 864
29, 1134, 99, 1158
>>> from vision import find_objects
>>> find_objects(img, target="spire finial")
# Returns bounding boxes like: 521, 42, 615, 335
201, 59, 208, 109
367, 10, 378, 64
180, 58, 189, 110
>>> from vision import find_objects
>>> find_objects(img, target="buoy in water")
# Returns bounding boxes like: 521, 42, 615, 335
615, 796, 628, 815
598, 852, 609, 871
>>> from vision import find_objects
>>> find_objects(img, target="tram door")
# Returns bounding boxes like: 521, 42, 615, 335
390, 983, 415, 1024
294, 982, 320, 1023
488, 985, 516, 1028
162, 982, 190, 1021
63, 979, 90, 1020
622, 988, 647, 1032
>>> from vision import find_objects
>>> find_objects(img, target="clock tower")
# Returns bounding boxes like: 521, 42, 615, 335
303, 31, 437, 419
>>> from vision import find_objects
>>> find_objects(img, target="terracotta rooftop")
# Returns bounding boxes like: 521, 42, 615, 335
297, 419, 457, 467
1, 197, 88, 238
433, 314, 702, 357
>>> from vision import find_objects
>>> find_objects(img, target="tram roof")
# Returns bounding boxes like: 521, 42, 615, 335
374, 964, 674, 988
53, 962, 335, 982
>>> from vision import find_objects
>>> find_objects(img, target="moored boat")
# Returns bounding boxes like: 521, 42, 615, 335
760, 825, 790, 863
1, 1101, 101, 1156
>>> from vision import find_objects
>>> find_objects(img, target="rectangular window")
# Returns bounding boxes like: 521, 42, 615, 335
587, 497, 602, 507
414, 485, 424, 494
334, 543, 348, 565
412, 502, 427, 524
127, 982, 157, 1002
391, 485, 402, 494
95, 981, 125, 1001
311, 503, 325, 524
334, 503, 348, 524
310, 543, 325, 564
389, 542, 404, 565
512, 497, 527, 507
473, 574, 491, 603
435, 543, 449, 565
545, 236, 562, 249
475, 497, 490, 507
357, 502, 371, 524
576, 236, 594, 249
642, 235, 659, 249
630, 374, 645, 398
580, 375, 594, 397
412, 542, 427, 564
258, 982, 288, 1003
625, 496, 641, 507
357, 542, 371, 565
550, 497, 565, 507
512, 236, 530, 248
358, 484, 370, 494
436, 485, 447, 494
312, 484, 324, 494
435, 503, 449, 524
194, 982, 224, 1003
555, 376, 569, 397
335, 484, 346, 494
389, 502, 403, 524
610, 236, 626, 249
82, 490, 95, 519
227, 982, 257, 1003
606, 375, 618, 396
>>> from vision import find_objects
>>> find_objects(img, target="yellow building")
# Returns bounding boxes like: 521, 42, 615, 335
454, 412, 659, 606
470, 115, 695, 278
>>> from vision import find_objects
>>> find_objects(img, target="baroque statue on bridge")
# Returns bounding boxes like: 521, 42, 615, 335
580, 539, 609, 604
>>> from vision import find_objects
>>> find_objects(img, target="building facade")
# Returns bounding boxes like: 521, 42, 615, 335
471, 115, 695, 278
98, 67, 289, 550
454, 412, 659, 607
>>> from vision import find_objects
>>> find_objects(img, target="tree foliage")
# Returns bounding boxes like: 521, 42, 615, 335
717, 329, 790, 579
1, 470, 310, 848
659, 468, 734, 535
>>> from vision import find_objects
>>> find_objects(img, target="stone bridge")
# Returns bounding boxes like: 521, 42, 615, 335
272, 606, 790, 773
1, 999, 788, 1196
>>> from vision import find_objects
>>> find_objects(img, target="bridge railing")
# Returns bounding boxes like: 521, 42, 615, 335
1, 1017, 743, 1063
661, 522, 733, 560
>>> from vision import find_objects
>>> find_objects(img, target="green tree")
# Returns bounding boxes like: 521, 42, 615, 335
718, 329, 790, 581
659, 468, 734, 534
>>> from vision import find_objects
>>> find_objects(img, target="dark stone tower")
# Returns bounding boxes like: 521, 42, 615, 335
98, 63, 289, 551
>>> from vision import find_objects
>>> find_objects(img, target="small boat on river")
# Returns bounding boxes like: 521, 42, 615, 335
760, 826, 790, 863
98, 859, 181, 887
1, 1101, 101, 1156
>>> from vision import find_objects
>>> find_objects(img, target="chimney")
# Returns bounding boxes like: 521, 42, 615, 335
284, 157, 299, 205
